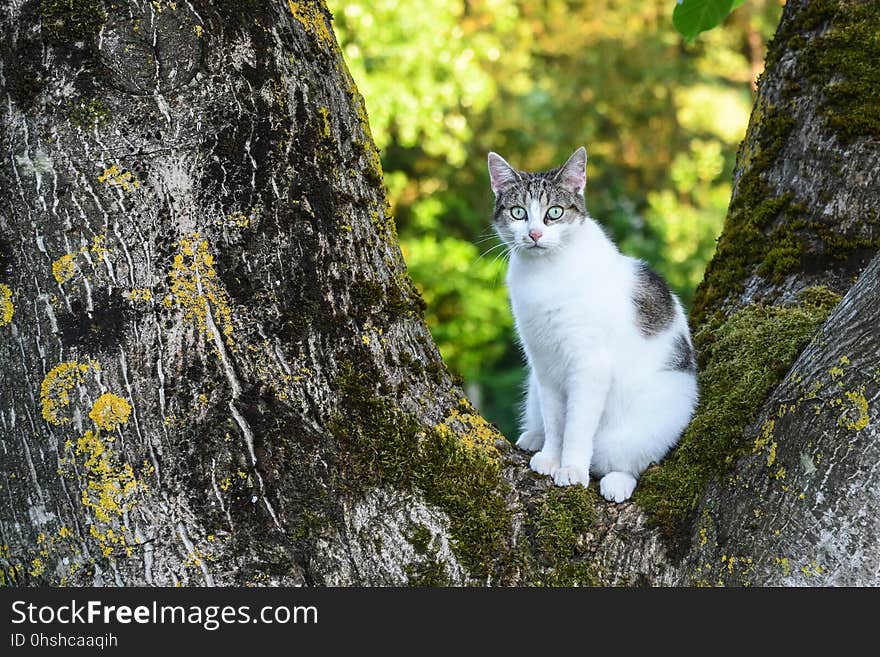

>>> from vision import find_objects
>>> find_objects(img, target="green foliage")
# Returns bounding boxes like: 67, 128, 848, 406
402, 234, 511, 382
674, 0, 735, 41
332, 0, 522, 166
635, 287, 841, 543
331, 0, 783, 437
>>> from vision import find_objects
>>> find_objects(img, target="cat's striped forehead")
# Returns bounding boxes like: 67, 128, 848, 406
493, 168, 586, 220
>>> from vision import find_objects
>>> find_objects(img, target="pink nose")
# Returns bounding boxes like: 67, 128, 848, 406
529, 229, 543, 242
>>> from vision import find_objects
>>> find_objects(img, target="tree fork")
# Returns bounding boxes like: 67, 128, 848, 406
1, 0, 878, 588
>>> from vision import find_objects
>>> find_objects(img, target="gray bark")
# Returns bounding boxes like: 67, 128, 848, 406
680, 254, 880, 585
0, 0, 469, 586
692, 0, 880, 324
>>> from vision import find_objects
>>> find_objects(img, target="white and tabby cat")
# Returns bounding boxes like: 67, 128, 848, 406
488, 147, 698, 503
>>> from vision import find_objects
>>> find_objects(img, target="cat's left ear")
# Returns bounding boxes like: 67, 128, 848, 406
488, 152, 521, 194
555, 146, 587, 195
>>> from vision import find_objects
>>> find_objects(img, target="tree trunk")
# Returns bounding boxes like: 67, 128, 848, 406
0, 0, 487, 586
680, 254, 880, 585
1, 0, 877, 588
691, 0, 880, 325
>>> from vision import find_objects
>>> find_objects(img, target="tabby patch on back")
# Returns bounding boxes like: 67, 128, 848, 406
633, 262, 675, 336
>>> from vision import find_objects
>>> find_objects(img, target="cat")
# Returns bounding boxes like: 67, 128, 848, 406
487, 146, 698, 503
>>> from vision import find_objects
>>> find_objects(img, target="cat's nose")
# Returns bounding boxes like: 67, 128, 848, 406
528, 229, 543, 243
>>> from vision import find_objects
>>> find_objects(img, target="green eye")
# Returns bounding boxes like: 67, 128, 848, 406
547, 206, 564, 220
510, 206, 526, 220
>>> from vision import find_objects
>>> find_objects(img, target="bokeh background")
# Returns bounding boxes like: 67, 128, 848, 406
328, 0, 784, 439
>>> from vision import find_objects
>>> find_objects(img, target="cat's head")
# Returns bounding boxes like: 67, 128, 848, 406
487, 147, 588, 256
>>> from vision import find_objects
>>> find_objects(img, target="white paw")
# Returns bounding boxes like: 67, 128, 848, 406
552, 465, 590, 487
529, 450, 560, 476
516, 430, 545, 452
600, 472, 637, 503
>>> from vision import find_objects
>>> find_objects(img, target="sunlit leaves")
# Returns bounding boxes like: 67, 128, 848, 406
331, 0, 525, 166
401, 232, 511, 381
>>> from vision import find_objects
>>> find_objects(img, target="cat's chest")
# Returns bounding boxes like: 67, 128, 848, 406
506, 257, 631, 347
509, 270, 609, 336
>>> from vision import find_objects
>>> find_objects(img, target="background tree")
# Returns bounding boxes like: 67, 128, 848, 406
1, 0, 878, 586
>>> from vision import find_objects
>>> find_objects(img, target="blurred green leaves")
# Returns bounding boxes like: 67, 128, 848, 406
333, 0, 525, 166
403, 235, 511, 381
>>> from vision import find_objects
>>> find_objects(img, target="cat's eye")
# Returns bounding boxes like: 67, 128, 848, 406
510, 206, 526, 220
546, 206, 564, 221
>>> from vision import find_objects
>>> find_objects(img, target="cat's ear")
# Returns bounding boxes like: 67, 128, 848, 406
488, 152, 521, 194
555, 146, 587, 195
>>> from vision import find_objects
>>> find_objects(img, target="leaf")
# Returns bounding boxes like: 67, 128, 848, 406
732, 0, 748, 8
673, 0, 735, 40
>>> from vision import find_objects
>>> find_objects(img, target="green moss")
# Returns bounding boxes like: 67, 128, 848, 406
40, 0, 105, 45
691, 104, 797, 324
384, 277, 426, 319
424, 361, 444, 385
531, 486, 598, 586
799, 0, 880, 141
404, 523, 451, 586
350, 277, 384, 307
350, 275, 426, 323
636, 287, 841, 545
330, 356, 601, 584
328, 359, 513, 580
408, 523, 432, 553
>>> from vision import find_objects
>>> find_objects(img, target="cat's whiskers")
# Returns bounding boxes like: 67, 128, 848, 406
473, 234, 500, 246
490, 245, 515, 267
477, 241, 510, 261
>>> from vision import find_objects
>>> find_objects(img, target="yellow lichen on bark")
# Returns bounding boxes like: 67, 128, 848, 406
169, 234, 235, 346
52, 253, 77, 284
287, 1, 334, 47
0, 283, 13, 326
88, 393, 132, 431
835, 388, 870, 431
98, 165, 139, 192
127, 288, 152, 302
72, 388, 140, 556
76, 429, 140, 536
40, 361, 97, 425
52, 236, 112, 285
434, 399, 501, 457
90, 234, 109, 259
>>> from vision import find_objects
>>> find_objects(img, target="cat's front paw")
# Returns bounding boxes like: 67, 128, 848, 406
529, 451, 560, 476
516, 430, 545, 452
552, 465, 590, 487
599, 472, 637, 503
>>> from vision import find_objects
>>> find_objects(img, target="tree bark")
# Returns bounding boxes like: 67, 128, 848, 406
679, 254, 880, 585
0, 0, 479, 586
1, 0, 878, 588
691, 0, 880, 325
